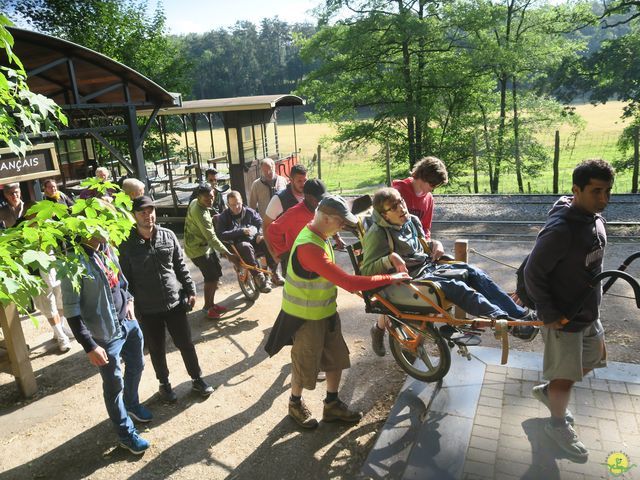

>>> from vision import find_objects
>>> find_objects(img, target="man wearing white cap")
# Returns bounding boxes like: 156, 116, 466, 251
266, 195, 410, 429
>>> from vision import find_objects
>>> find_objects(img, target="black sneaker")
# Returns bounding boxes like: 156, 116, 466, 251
511, 310, 539, 342
192, 377, 215, 397
158, 382, 177, 403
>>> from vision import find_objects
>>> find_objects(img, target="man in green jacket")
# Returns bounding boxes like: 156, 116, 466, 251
184, 184, 237, 319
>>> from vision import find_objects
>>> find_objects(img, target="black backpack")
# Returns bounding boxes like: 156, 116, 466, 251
515, 254, 535, 309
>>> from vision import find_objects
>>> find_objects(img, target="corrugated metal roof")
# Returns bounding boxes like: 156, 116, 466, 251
138, 94, 305, 116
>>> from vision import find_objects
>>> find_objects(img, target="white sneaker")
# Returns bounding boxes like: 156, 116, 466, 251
57, 334, 71, 353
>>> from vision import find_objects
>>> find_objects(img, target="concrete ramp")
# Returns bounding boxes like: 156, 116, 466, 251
362, 347, 640, 479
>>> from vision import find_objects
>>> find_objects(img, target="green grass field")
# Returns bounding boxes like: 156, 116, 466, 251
171, 101, 634, 195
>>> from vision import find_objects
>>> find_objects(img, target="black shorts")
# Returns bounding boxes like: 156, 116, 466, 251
191, 253, 222, 282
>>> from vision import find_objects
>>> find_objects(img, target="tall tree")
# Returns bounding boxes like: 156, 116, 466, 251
468, 0, 591, 192
298, 0, 480, 174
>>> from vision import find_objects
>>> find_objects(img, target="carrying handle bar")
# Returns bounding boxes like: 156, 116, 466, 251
602, 252, 640, 294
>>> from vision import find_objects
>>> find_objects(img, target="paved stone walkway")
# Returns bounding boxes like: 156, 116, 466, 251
362, 346, 640, 480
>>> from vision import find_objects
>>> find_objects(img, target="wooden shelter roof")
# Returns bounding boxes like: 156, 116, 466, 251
138, 94, 305, 116
3, 27, 179, 114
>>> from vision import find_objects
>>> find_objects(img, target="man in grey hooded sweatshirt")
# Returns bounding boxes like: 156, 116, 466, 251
525, 159, 615, 462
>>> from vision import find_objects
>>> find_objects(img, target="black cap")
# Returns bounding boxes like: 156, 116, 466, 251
303, 179, 327, 201
318, 195, 358, 227
132, 195, 155, 211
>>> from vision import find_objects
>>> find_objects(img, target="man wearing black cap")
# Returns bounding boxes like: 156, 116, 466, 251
120, 196, 214, 403
265, 195, 410, 429
265, 179, 344, 271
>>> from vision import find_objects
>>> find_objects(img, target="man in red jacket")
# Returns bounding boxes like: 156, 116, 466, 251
392, 156, 448, 239
265, 179, 344, 269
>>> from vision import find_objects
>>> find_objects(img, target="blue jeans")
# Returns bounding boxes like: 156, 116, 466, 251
96, 319, 145, 440
429, 263, 527, 318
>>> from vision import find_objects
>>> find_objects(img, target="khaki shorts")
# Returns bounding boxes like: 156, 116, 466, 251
291, 314, 350, 390
542, 319, 607, 383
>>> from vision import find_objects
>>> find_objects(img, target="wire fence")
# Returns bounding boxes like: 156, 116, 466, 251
297, 129, 639, 195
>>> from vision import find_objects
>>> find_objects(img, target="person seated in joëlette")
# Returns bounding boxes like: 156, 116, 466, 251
216, 190, 276, 293
361, 187, 539, 357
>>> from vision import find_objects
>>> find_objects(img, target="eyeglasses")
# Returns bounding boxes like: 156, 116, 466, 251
383, 198, 405, 214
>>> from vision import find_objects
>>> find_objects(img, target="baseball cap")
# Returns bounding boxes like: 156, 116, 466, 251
318, 195, 358, 227
303, 178, 327, 201
132, 195, 155, 211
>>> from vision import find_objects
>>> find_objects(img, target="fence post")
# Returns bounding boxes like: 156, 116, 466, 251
472, 134, 479, 194
317, 144, 322, 180
454, 239, 469, 319
633, 126, 639, 194
385, 141, 391, 187
553, 130, 560, 194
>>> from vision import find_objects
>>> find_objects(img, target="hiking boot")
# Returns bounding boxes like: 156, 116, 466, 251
192, 377, 215, 396
370, 324, 386, 357
543, 421, 588, 461
158, 382, 178, 403
271, 271, 285, 286
322, 399, 363, 424
127, 404, 153, 423
532, 384, 574, 425
289, 399, 318, 429
119, 431, 150, 455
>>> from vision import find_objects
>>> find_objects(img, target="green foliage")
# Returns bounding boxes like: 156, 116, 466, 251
7, 0, 192, 94
181, 19, 317, 99
298, 0, 586, 191
0, 14, 67, 155
0, 182, 134, 315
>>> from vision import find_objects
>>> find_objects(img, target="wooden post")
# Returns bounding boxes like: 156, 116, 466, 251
0, 304, 37, 397
385, 141, 391, 187
317, 144, 322, 179
454, 239, 469, 319
472, 134, 479, 194
633, 126, 639, 194
553, 130, 560, 194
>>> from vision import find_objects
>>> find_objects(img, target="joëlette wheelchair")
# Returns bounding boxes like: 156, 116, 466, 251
345, 200, 640, 384
225, 242, 272, 302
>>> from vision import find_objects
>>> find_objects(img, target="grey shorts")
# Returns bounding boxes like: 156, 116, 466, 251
291, 314, 350, 391
542, 319, 607, 382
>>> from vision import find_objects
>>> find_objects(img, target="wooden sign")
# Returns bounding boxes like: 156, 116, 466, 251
0, 143, 59, 184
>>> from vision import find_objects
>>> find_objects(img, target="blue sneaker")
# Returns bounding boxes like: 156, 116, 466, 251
127, 404, 153, 423
119, 431, 150, 455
